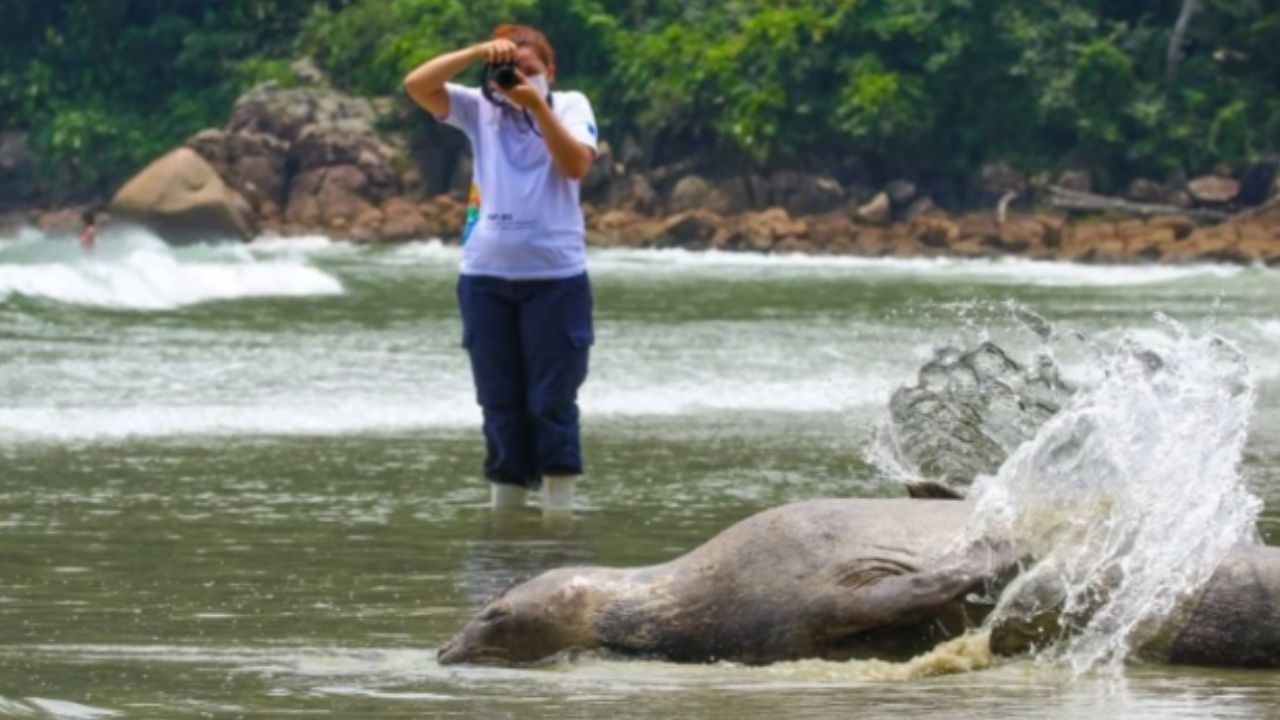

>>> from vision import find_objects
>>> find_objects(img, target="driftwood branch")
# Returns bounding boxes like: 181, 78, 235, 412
1047, 185, 1230, 223
1166, 0, 1200, 84
996, 191, 1018, 224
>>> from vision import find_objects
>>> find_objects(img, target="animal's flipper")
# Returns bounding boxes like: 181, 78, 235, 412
819, 543, 1013, 632
905, 482, 965, 500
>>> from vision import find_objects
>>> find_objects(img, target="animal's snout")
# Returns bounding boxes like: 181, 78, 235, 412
437, 636, 463, 665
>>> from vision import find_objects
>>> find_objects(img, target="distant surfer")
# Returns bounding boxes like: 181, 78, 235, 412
77, 210, 96, 252
403, 24, 599, 514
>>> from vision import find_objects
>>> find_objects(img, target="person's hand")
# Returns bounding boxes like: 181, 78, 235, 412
500, 69, 548, 111
473, 39, 518, 65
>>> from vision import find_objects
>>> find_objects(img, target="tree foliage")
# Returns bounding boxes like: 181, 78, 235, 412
0, 1, 326, 200
4, 0, 1279, 201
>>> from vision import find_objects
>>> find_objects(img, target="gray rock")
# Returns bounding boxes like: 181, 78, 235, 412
229, 83, 378, 144
668, 175, 711, 213
769, 171, 845, 215
608, 174, 659, 215
285, 164, 375, 229
186, 129, 229, 168
186, 128, 292, 216
656, 210, 722, 249
719, 174, 769, 213
111, 148, 254, 243
668, 174, 738, 214
1056, 169, 1092, 193
1127, 178, 1166, 204
856, 192, 892, 225
291, 57, 326, 86
884, 179, 917, 207
1187, 175, 1241, 204
978, 161, 1028, 200
905, 197, 941, 220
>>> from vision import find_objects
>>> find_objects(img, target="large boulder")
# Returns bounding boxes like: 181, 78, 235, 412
654, 210, 724, 249
111, 148, 254, 244
379, 197, 430, 242
228, 83, 380, 144
607, 174, 660, 214
284, 165, 375, 229
667, 174, 740, 215
187, 128, 290, 220
182, 82, 409, 239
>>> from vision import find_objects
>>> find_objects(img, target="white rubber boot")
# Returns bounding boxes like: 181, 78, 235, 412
490, 482, 529, 510
541, 475, 575, 514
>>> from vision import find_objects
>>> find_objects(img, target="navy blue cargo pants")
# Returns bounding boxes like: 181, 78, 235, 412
457, 273, 593, 490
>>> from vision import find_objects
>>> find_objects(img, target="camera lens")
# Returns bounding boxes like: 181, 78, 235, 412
493, 64, 518, 90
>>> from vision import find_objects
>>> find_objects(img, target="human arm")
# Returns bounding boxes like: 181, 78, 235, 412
505, 73, 596, 181
403, 39, 517, 118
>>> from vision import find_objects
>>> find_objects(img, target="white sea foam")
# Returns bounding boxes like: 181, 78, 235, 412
0, 228, 343, 310
0, 371, 887, 441
24, 698, 121, 718
240, 238, 1252, 287
586, 247, 1247, 286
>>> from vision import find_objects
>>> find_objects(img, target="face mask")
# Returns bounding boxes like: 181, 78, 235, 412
526, 72, 550, 100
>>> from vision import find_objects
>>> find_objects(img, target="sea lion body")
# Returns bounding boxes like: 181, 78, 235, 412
1159, 543, 1280, 668
438, 499, 1004, 665
440, 497, 1280, 669
988, 543, 1280, 669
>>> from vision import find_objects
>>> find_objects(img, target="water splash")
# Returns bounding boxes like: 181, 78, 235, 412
874, 338, 1072, 493
760, 632, 995, 682
969, 319, 1260, 673
0, 225, 342, 310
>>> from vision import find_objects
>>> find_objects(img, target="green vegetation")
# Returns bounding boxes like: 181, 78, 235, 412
4, 0, 1279, 202
0, 1, 321, 201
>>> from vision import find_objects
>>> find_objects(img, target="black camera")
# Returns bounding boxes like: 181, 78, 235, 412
489, 63, 519, 90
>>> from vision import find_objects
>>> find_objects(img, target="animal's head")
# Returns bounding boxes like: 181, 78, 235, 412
437, 567, 607, 666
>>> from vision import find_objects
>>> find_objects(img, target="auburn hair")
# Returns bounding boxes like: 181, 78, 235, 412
492, 23, 555, 69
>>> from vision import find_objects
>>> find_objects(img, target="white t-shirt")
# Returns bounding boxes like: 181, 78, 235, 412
440, 83, 598, 280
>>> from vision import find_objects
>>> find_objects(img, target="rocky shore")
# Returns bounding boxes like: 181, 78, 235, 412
5, 69, 1279, 265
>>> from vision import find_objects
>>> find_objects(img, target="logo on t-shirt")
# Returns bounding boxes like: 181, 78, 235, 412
462, 183, 480, 246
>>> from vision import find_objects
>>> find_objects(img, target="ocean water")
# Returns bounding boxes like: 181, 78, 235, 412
2, 224, 1279, 718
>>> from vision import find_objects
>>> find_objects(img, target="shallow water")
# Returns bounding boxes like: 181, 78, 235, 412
2, 227, 1279, 717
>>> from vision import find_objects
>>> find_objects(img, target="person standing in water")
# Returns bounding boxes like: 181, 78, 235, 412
404, 24, 598, 513
78, 210, 96, 252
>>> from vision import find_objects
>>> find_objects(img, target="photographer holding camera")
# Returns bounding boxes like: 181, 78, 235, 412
404, 24, 598, 514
